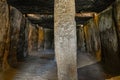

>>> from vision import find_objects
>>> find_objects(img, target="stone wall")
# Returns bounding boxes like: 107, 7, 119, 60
98, 7, 120, 74
9, 6, 22, 66
0, 0, 10, 71
83, 4, 120, 74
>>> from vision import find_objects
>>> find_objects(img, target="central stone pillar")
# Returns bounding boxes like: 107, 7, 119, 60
54, 0, 77, 80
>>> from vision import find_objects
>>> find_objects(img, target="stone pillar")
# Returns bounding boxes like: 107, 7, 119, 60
0, 0, 10, 70
54, 0, 77, 80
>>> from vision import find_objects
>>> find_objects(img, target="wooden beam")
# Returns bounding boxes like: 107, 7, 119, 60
54, 0, 77, 80
76, 12, 96, 18
27, 14, 53, 20
27, 13, 96, 20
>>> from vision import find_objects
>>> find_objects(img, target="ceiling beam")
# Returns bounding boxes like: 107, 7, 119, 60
27, 12, 96, 20
26, 13, 95, 26
76, 12, 96, 18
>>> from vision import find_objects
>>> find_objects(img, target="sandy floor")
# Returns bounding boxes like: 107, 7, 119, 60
106, 76, 120, 80
0, 56, 57, 80
0, 51, 120, 80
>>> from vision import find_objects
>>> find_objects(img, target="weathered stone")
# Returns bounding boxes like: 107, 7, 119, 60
17, 16, 26, 61
83, 24, 91, 53
44, 28, 54, 50
27, 22, 38, 55
9, 6, 22, 67
113, 0, 120, 56
0, 0, 10, 71
24, 18, 29, 58
54, 0, 77, 80
77, 25, 86, 52
38, 26, 44, 51
30, 25, 38, 51
84, 14, 101, 61
27, 22, 33, 54
99, 8, 120, 74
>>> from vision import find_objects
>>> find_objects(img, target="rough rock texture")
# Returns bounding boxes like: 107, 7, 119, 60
113, 0, 120, 50
44, 28, 54, 50
9, 6, 22, 67
84, 15, 101, 61
77, 26, 86, 52
54, 0, 77, 80
17, 15, 26, 61
38, 26, 44, 51
0, 0, 10, 71
99, 7, 120, 74
30, 24, 38, 51
82, 4, 120, 74
27, 22, 38, 54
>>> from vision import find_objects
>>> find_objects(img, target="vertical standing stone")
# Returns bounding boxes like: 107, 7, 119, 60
0, 0, 10, 70
77, 25, 86, 52
83, 14, 101, 61
99, 8, 120, 73
88, 15, 101, 61
83, 24, 92, 52
38, 26, 44, 51
54, 0, 77, 80
28, 22, 33, 54
9, 6, 22, 67
113, 0, 120, 53
44, 28, 54, 50
93, 13, 101, 61
17, 16, 26, 61
24, 18, 29, 57
30, 24, 38, 51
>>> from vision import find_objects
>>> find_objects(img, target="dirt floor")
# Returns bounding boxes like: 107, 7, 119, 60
0, 56, 57, 80
106, 76, 120, 80
0, 51, 120, 80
